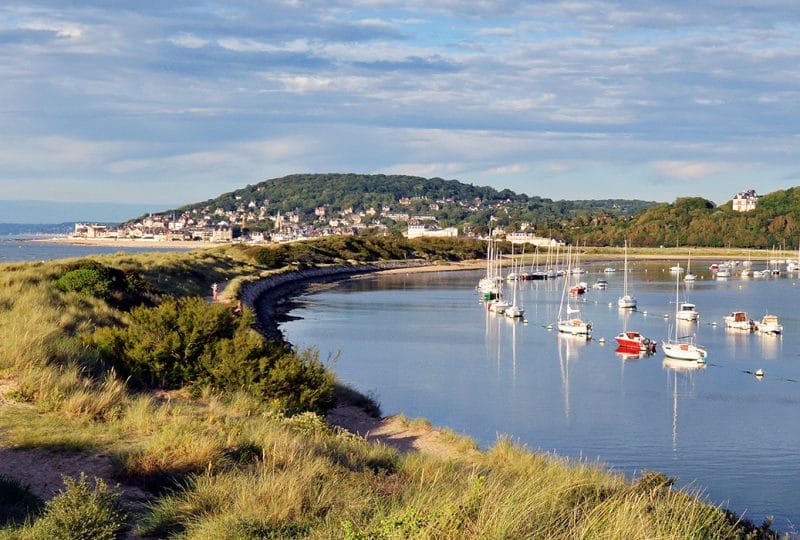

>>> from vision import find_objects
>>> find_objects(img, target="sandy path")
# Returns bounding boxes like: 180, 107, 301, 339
327, 405, 477, 461
0, 379, 149, 508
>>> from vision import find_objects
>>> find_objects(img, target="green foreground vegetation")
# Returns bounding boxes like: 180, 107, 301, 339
0, 237, 782, 538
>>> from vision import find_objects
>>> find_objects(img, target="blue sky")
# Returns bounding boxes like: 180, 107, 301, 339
1, 1, 799, 211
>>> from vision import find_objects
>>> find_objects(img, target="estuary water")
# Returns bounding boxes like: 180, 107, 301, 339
282, 260, 800, 533
0, 237, 193, 263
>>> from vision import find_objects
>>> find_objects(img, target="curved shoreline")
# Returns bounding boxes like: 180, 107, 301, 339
242, 261, 442, 340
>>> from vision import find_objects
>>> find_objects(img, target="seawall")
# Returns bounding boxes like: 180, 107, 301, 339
241, 262, 427, 339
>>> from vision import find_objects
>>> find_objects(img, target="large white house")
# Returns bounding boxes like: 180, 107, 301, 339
732, 189, 759, 212
405, 224, 458, 239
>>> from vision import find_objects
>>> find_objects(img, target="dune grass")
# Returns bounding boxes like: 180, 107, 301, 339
0, 243, 783, 538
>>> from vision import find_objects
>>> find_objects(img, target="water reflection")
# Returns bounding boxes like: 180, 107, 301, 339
663, 357, 706, 453
757, 331, 781, 360
557, 333, 587, 420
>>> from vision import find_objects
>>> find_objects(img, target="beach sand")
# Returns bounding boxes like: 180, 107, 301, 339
32, 236, 225, 249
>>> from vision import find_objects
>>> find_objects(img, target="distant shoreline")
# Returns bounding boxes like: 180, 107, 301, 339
31, 236, 225, 249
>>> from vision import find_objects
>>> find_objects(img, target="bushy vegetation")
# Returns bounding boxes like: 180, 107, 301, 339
92, 297, 335, 413
54, 260, 153, 309
238, 235, 492, 268
0, 475, 126, 540
562, 188, 800, 248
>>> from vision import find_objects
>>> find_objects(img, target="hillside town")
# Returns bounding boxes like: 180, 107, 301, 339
72, 187, 760, 248
72, 193, 562, 246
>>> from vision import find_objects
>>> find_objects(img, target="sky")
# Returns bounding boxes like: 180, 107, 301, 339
1, 1, 799, 214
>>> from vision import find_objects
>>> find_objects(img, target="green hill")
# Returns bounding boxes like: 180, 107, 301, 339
160, 173, 658, 232
141, 173, 799, 248
566, 188, 800, 248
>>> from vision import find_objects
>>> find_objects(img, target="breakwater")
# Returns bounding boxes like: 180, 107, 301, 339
242, 262, 426, 339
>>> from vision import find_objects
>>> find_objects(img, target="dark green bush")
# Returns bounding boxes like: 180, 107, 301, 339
31, 474, 126, 540
92, 297, 335, 413
54, 261, 153, 309
255, 244, 291, 268
55, 267, 115, 299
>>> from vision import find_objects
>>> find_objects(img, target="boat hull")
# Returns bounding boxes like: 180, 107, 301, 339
615, 332, 656, 353
662, 341, 707, 361
558, 319, 591, 336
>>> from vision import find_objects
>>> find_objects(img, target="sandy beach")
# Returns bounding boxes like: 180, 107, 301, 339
32, 236, 226, 249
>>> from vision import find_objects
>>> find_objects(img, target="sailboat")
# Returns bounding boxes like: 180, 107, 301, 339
683, 251, 696, 281
505, 249, 525, 318
786, 243, 800, 273
557, 246, 592, 336
617, 241, 637, 309
615, 282, 655, 353
478, 236, 501, 299
662, 271, 707, 362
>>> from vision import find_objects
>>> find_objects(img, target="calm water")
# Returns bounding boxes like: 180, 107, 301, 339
0, 237, 193, 263
283, 261, 800, 532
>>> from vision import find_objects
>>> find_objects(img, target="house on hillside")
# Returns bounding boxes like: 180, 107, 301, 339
732, 189, 759, 212
405, 224, 458, 239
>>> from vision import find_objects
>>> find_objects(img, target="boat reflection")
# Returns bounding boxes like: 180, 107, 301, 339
615, 346, 647, 361
757, 329, 782, 360
662, 357, 705, 453
557, 333, 588, 420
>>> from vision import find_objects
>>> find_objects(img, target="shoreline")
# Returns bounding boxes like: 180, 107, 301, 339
32, 235, 791, 262
30, 236, 225, 249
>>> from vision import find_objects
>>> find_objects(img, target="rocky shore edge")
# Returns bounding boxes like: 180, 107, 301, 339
240, 261, 429, 340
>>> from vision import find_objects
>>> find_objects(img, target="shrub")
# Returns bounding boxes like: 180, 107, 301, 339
92, 297, 336, 413
54, 261, 153, 309
31, 474, 126, 540
55, 267, 114, 299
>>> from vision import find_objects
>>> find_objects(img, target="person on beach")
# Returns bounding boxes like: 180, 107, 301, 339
211, 282, 218, 301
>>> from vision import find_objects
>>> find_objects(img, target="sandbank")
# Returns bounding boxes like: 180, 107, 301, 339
32, 236, 225, 249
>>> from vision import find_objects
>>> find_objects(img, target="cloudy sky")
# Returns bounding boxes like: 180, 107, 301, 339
1, 1, 799, 210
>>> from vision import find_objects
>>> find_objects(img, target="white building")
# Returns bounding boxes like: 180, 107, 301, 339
405, 224, 458, 239
73, 223, 109, 238
732, 189, 759, 212
506, 231, 563, 247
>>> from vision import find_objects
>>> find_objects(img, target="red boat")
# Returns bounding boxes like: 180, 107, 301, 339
569, 282, 587, 295
615, 331, 656, 354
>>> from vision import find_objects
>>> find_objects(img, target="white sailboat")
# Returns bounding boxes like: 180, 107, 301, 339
617, 241, 637, 309
683, 251, 696, 281
478, 236, 501, 298
557, 246, 592, 336
505, 249, 525, 319
662, 271, 707, 362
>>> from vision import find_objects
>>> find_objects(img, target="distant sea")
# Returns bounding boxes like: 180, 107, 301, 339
0, 235, 193, 263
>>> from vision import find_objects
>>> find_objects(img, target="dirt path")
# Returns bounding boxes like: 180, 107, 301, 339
327, 405, 478, 461
0, 378, 149, 508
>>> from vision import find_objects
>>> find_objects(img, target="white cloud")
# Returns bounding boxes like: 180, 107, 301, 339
485, 163, 529, 176
19, 20, 83, 39
650, 161, 739, 181
169, 33, 208, 49
277, 75, 333, 93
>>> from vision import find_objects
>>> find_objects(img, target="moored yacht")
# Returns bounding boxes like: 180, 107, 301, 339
615, 330, 656, 354
724, 311, 755, 331
663, 272, 707, 362
676, 302, 699, 322
756, 314, 783, 335
617, 241, 637, 309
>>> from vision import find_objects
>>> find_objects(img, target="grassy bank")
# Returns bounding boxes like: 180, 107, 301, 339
0, 237, 781, 538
